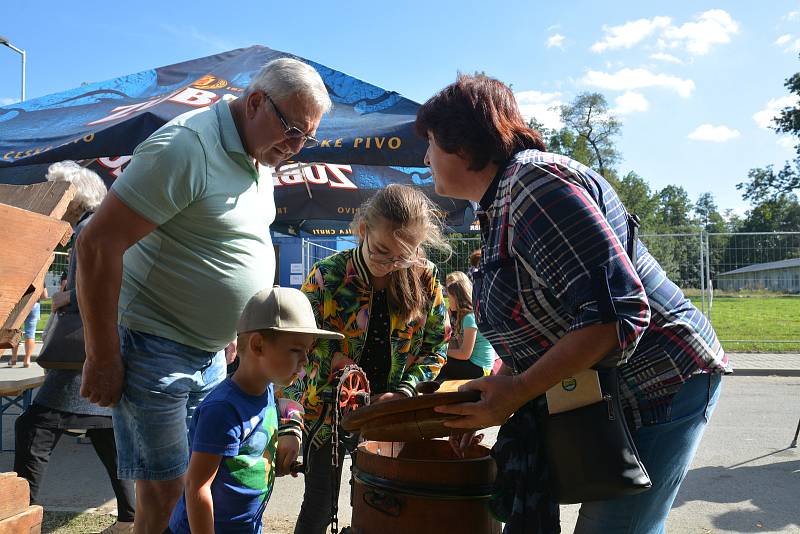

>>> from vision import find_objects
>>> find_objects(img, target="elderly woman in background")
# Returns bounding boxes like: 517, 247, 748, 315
14, 161, 135, 534
418, 75, 730, 533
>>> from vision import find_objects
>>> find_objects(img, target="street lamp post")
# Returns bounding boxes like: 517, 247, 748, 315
0, 35, 26, 102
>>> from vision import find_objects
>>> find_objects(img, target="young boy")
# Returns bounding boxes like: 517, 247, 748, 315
167, 286, 343, 534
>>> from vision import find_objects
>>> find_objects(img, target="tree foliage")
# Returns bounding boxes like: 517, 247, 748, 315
556, 93, 621, 178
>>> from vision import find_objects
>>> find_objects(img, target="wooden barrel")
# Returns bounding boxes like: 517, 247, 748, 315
350, 440, 501, 534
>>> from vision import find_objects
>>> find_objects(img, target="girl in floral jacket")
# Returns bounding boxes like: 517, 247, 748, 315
281, 184, 451, 534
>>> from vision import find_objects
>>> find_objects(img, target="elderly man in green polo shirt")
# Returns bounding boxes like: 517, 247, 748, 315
76, 58, 331, 534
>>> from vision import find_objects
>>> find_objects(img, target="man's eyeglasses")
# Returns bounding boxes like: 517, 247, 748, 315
263, 93, 320, 149
364, 232, 425, 269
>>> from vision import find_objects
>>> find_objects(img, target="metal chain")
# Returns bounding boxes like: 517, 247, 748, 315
330, 373, 342, 534
329, 366, 369, 534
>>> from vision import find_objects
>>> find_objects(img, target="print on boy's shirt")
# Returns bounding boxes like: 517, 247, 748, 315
169, 379, 279, 533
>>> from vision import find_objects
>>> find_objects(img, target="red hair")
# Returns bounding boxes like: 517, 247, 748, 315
416, 73, 545, 171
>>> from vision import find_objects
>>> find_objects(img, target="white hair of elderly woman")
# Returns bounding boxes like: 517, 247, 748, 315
247, 58, 332, 114
45, 161, 107, 212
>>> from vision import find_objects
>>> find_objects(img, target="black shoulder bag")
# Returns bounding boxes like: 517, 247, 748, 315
36, 303, 86, 370
540, 212, 652, 504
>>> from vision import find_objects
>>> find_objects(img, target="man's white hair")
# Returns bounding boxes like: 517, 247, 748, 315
45, 161, 107, 212
247, 58, 331, 114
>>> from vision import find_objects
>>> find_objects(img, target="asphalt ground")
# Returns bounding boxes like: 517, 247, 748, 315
1, 353, 798, 533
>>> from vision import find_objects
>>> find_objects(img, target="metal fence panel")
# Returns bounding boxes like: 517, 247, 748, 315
298, 232, 800, 352
706, 232, 800, 352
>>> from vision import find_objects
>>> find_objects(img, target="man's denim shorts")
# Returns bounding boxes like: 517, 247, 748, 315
113, 326, 226, 480
22, 302, 40, 339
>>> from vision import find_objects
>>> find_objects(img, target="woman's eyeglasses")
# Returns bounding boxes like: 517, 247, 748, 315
263, 92, 320, 149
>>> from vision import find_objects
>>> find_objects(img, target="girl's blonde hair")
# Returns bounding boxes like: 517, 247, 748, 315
351, 184, 452, 323
445, 271, 473, 338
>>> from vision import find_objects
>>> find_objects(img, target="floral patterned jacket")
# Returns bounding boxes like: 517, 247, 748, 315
279, 245, 450, 447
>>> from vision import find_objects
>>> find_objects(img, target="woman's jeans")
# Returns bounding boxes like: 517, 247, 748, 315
574, 372, 722, 534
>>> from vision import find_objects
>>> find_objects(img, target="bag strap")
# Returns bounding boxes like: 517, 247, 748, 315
626, 213, 641, 266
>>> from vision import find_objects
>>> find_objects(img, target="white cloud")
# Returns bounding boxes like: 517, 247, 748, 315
591, 10, 738, 56
650, 52, 683, 64
611, 91, 649, 115
661, 9, 739, 56
591, 16, 671, 53
777, 136, 797, 151
582, 68, 695, 97
514, 90, 563, 130
773, 33, 800, 54
0, 97, 17, 107
687, 124, 741, 142
784, 10, 800, 21
546, 33, 566, 49
753, 96, 799, 129
774, 34, 800, 53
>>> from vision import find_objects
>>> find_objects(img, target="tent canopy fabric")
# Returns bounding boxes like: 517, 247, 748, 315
0, 45, 472, 233
0, 45, 427, 170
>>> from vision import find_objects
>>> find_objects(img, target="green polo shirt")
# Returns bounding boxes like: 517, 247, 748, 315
112, 99, 275, 352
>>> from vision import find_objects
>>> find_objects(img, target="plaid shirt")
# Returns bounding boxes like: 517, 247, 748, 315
474, 150, 730, 428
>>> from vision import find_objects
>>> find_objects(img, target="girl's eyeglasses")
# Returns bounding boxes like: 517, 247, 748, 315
364, 232, 425, 268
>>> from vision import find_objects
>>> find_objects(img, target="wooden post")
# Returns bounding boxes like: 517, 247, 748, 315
0, 472, 43, 533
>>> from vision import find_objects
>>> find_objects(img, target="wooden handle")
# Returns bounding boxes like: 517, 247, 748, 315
437, 379, 473, 393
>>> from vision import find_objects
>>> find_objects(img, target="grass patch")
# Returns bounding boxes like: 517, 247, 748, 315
42, 511, 116, 534
32, 296, 800, 353
689, 296, 800, 352
41, 511, 297, 534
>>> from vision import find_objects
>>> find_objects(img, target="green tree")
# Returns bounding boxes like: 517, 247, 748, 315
655, 185, 694, 230
739, 195, 800, 233
737, 54, 800, 202
557, 92, 621, 177
614, 171, 659, 230
737, 163, 799, 204
774, 55, 800, 158
694, 192, 726, 233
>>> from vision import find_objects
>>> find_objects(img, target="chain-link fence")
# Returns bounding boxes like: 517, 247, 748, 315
428, 237, 481, 280
300, 237, 359, 280
705, 232, 800, 352
24, 233, 798, 350
301, 232, 800, 352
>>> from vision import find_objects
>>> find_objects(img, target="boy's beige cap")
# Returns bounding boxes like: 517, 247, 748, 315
237, 286, 344, 339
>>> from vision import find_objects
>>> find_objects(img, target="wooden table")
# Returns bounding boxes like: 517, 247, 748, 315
0, 367, 45, 451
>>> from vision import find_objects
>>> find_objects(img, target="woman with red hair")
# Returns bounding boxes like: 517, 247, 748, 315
417, 74, 730, 533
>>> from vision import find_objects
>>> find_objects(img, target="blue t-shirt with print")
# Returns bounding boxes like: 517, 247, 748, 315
169, 378, 279, 534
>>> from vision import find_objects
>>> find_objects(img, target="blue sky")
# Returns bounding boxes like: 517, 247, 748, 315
1, 0, 798, 215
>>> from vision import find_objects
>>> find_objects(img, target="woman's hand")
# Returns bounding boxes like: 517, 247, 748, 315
448, 431, 484, 458
50, 290, 71, 311
434, 375, 529, 429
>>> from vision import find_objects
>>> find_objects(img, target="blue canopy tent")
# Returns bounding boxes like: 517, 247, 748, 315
0, 45, 471, 233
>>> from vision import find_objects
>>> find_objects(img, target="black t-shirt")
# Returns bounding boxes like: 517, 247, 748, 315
358, 288, 391, 395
